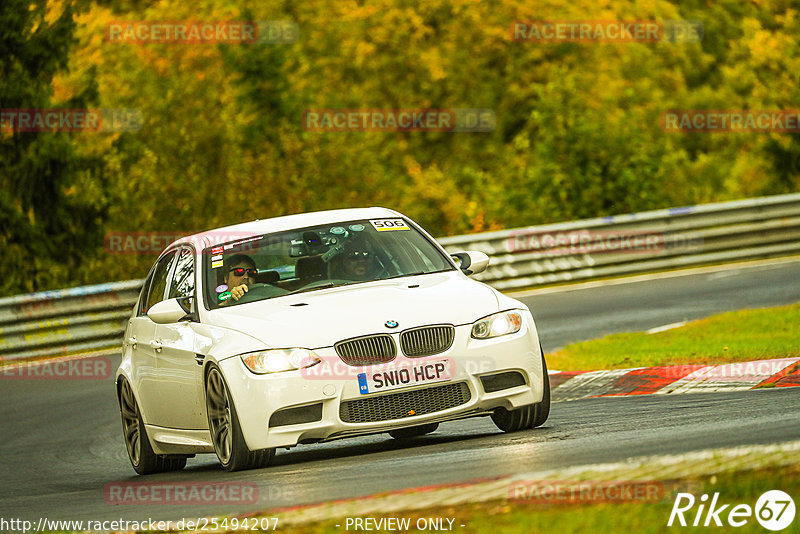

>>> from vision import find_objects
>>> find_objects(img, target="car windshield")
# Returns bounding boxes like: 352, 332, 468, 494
204, 218, 455, 309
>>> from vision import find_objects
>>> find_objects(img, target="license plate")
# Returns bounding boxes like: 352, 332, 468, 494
357, 359, 452, 395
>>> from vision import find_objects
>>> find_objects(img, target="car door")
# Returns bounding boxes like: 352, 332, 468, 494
152, 245, 207, 430
129, 249, 177, 425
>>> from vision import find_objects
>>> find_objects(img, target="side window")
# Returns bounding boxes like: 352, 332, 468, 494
168, 247, 195, 299
137, 269, 156, 317
141, 250, 177, 315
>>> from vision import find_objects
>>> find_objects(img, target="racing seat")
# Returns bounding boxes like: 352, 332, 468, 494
254, 270, 280, 284
295, 255, 327, 282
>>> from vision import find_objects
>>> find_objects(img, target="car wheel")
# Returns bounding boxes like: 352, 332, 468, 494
388, 422, 439, 439
118, 378, 187, 474
205, 366, 274, 472
491, 347, 550, 432
531, 346, 551, 427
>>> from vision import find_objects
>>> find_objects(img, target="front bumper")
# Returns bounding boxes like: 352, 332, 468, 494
219, 312, 544, 450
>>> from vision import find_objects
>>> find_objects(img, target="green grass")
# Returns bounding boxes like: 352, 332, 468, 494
547, 303, 800, 372
277, 464, 800, 534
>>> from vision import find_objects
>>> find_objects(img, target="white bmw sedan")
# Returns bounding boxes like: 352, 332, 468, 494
116, 208, 549, 473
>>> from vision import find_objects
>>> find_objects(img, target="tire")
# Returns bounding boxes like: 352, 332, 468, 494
205, 366, 274, 472
118, 379, 187, 475
491, 346, 550, 432
531, 346, 551, 427
388, 422, 439, 439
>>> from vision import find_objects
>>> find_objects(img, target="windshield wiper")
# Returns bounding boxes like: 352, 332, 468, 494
383, 269, 449, 281
385, 271, 425, 279
286, 282, 339, 296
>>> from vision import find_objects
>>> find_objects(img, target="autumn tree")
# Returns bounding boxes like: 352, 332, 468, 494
0, 0, 108, 294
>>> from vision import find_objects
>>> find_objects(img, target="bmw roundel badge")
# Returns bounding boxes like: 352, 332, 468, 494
385, 320, 399, 329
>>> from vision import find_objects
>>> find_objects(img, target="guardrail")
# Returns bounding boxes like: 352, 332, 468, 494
2, 193, 799, 361
0, 281, 143, 361
438, 192, 800, 290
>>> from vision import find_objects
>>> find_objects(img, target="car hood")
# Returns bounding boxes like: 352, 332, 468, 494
207, 272, 500, 349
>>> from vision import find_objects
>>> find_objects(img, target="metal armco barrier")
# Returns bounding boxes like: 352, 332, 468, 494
0, 281, 143, 361
438, 192, 800, 290
1, 193, 799, 361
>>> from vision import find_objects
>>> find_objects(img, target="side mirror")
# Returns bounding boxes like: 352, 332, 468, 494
147, 298, 192, 324
450, 251, 490, 275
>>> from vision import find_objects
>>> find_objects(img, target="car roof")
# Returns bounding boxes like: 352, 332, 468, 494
172, 207, 403, 250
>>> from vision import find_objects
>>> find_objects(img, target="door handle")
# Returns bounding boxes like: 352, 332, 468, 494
126, 336, 137, 348
149, 339, 164, 352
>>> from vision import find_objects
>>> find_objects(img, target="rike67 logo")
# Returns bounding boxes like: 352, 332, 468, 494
668, 490, 796, 530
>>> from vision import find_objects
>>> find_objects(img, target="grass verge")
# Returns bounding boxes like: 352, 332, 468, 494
546, 302, 800, 372
285, 464, 800, 534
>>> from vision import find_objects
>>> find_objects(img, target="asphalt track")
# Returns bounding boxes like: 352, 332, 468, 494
1, 259, 799, 524
525, 258, 800, 351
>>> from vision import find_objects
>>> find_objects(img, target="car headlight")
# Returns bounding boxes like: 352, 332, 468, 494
241, 348, 321, 374
471, 311, 523, 339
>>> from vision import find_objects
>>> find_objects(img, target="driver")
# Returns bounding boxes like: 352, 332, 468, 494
334, 242, 382, 281
221, 254, 257, 304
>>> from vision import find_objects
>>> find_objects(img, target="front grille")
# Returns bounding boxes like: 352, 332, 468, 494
339, 382, 471, 423
335, 334, 396, 366
400, 325, 455, 357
